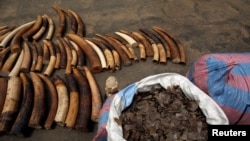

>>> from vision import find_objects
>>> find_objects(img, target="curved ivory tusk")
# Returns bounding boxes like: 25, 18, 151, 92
52, 6, 66, 37
86, 39, 107, 70
0, 76, 21, 134
33, 41, 44, 72
29, 42, 38, 71
37, 73, 58, 129
152, 26, 186, 64
0, 26, 15, 37
112, 50, 120, 70
0, 77, 8, 114
72, 68, 91, 132
55, 38, 67, 69
139, 28, 162, 63
65, 37, 78, 68
20, 41, 32, 72
68, 9, 86, 37
43, 40, 56, 76
0, 51, 19, 76
0, 21, 35, 49
115, 31, 138, 48
82, 66, 102, 122
52, 75, 69, 126
90, 38, 115, 71
22, 15, 43, 41
152, 26, 181, 63
106, 35, 134, 60
62, 9, 77, 34
65, 74, 79, 129
8, 49, 24, 77
0, 47, 10, 69
32, 14, 48, 41
29, 72, 45, 129
10, 22, 34, 53
42, 41, 50, 65
60, 38, 73, 74
132, 31, 154, 57
53, 41, 61, 69
67, 34, 102, 73
96, 34, 131, 66
10, 72, 33, 137
69, 40, 86, 68
44, 15, 55, 40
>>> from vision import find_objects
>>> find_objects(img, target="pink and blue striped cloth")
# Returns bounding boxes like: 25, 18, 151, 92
93, 95, 115, 141
187, 53, 250, 124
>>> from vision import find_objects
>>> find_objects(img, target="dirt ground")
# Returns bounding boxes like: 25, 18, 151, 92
0, 0, 250, 140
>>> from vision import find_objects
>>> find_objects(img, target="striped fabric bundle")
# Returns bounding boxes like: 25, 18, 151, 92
187, 53, 250, 124
93, 95, 116, 141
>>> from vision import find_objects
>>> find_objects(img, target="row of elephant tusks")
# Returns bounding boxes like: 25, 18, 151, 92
0, 5, 187, 137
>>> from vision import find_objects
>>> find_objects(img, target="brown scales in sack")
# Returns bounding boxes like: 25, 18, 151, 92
118, 84, 208, 141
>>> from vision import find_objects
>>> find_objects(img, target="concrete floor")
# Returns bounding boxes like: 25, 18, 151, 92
0, 0, 250, 140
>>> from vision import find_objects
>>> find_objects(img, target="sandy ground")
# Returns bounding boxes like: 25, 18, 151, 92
0, 0, 250, 140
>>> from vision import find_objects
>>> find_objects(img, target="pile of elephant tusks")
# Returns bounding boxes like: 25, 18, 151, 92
0, 5, 186, 137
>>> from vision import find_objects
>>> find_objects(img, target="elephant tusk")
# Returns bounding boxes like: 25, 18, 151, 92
0, 76, 21, 134
67, 34, 102, 73
29, 72, 46, 129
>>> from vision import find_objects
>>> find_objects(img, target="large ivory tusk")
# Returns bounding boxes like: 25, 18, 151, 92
64, 37, 77, 68
112, 50, 121, 70
52, 6, 66, 37
53, 41, 61, 69
90, 38, 115, 71
44, 15, 55, 40
8, 49, 24, 77
42, 41, 50, 65
72, 68, 91, 132
10, 22, 34, 53
115, 31, 138, 48
29, 72, 45, 129
0, 77, 8, 114
65, 74, 79, 129
60, 38, 73, 74
82, 66, 102, 122
86, 39, 107, 70
20, 41, 32, 72
132, 31, 154, 57
32, 14, 48, 41
69, 40, 86, 68
33, 41, 44, 72
0, 21, 35, 49
0, 76, 21, 134
52, 75, 69, 126
152, 26, 186, 64
55, 38, 67, 69
139, 28, 167, 63
62, 9, 77, 34
43, 40, 56, 76
0, 51, 19, 76
29, 42, 38, 71
37, 73, 58, 129
96, 34, 131, 66
68, 9, 86, 37
152, 26, 181, 63
10, 72, 33, 137
130, 33, 146, 60
0, 47, 10, 69
106, 35, 134, 60
22, 15, 43, 41
67, 34, 102, 73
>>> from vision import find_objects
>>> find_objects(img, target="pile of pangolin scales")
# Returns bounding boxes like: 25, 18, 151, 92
0, 5, 186, 137
120, 85, 208, 141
